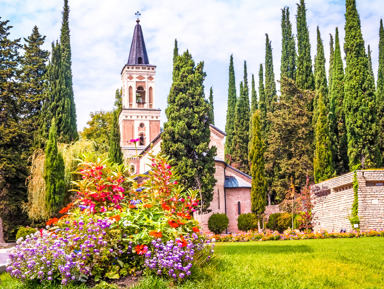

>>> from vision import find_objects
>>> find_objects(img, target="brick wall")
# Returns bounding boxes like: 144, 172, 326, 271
225, 188, 252, 233
312, 170, 384, 232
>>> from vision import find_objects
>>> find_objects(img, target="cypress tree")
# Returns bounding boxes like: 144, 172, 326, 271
265, 34, 277, 113
44, 118, 65, 215
172, 39, 178, 81
208, 87, 214, 125
328, 33, 334, 100
258, 64, 267, 135
60, 0, 78, 142
377, 19, 384, 159
243, 61, 249, 102
314, 93, 334, 183
313, 27, 328, 126
367, 45, 375, 88
20, 26, 49, 152
161, 50, 216, 213
281, 7, 296, 81
329, 27, 349, 174
251, 74, 258, 113
109, 111, 123, 165
0, 18, 28, 240
224, 55, 237, 163
344, 0, 380, 169
249, 111, 266, 220
296, 0, 315, 91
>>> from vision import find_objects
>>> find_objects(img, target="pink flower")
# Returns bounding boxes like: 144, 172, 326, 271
130, 138, 140, 143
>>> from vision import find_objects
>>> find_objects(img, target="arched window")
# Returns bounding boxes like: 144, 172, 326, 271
149, 87, 153, 108
129, 86, 133, 107
237, 201, 241, 215
136, 86, 145, 105
139, 133, 145, 146
138, 57, 143, 64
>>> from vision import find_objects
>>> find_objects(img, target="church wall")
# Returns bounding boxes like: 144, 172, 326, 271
312, 170, 384, 232
225, 188, 252, 233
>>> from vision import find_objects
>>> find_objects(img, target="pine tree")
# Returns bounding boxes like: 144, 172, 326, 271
44, 118, 65, 215
313, 27, 328, 126
60, 0, 78, 142
251, 74, 258, 113
344, 0, 380, 169
20, 26, 49, 152
208, 87, 214, 125
328, 34, 335, 100
265, 34, 277, 113
0, 18, 28, 240
224, 55, 237, 163
109, 111, 123, 165
296, 0, 315, 91
249, 111, 266, 218
232, 63, 251, 173
329, 27, 349, 174
258, 64, 267, 135
314, 93, 334, 183
281, 7, 296, 81
161, 50, 216, 213
377, 19, 384, 159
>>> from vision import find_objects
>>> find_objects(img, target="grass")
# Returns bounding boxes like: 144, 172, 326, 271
1, 238, 383, 288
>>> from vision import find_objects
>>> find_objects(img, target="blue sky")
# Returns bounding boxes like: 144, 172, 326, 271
1, 0, 383, 132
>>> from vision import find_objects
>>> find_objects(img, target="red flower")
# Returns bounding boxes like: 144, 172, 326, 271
109, 215, 121, 222
149, 231, 162, 238
59, 203, 73, 214
177, 220, 185, 225
168, 220, 179, 228
177, 237, 187, 247
143, 204, 153, 209
135, 244, 148, 255
192, 227, 200, 233
162, 203, 170, 211
46, 218, 59, 226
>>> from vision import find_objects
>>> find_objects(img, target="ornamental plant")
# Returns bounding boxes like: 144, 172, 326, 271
208, 213, 229, 234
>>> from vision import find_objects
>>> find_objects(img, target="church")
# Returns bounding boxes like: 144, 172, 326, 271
117, 16, 252, 233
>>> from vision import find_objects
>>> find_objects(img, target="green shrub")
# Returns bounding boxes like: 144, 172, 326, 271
16, 227, 37, 240
237, 213, 258, 232
266, 213, 291, 232
208, 213, 229, 234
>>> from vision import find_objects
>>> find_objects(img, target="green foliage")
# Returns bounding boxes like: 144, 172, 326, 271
265, 77, 314, 201
0, 18, 28, 241
344, 0, 380, 169
15, 227, 37, 241
258, 64, 267, 136
349, 171, 360, 227
231, 62, 250, 173
208, 213, 229, 234
80, 110, 113, 147
266, 213, 291, 232
314, 93, 334, 183
265, 34, 276, 114
280, 7, 296, 81
44, 119, 65, 215
225, 55, 237, 163
250, 74, 258, 113
249, 111, 266, 216
328, 33, 334, 99
329, 27, 349, 175
377, 19, 384, 161
237, 213, 258, 232
108, 110, 123, 165
208, 86, 214, 125
172, 39, 178, 81
162, 50, 216, 213
296, 0, 315, 91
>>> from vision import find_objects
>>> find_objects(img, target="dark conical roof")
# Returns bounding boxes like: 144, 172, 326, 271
127, 19, 150, 65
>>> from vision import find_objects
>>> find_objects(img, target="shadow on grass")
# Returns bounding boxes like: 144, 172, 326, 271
220, 244, 313, 255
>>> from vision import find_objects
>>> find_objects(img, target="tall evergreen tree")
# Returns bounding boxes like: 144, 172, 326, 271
20, 26, 49, 152
281, 7, 296, 81
313, 27, 328, 126
265, 34, 277, 113
258, 64, 267, 135
367, 45, 375, 88
328, 33, 335, 100
329, 27, 349, 174
251, 74, 258, 113
249, 111, 266, 220
232, 64, 251, 173
161, 50, 216, 213
0, 18, 28, 240
44, 118, 65, 215
296, 0, 315, 91
109, 111, 123, 165
60, 0, 77, 142
208, 86, 214, 125
314, 93, 334, 183
172, 39, 178, 81
224, 55, 237, 163
344, 0, 380, 169
377, 19, 384, 159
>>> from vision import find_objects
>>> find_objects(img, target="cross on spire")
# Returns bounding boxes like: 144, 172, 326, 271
135, 11, 141, 22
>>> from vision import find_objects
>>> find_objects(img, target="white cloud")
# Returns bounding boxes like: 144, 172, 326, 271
1, 0, 383, 132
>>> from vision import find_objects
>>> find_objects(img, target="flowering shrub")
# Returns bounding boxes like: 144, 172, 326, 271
8, 152, 212, 286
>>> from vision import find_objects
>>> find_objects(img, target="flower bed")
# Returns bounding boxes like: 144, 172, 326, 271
208, 229, 384, 242
6, 153, 214, 286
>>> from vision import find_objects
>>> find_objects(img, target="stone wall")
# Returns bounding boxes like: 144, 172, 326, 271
312, 170, 384, 232
225, 188, 252, 233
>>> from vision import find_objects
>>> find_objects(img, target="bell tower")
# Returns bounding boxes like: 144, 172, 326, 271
119, 12, 161, 159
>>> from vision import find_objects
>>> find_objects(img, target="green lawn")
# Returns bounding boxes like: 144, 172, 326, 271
2, 238, 384, 289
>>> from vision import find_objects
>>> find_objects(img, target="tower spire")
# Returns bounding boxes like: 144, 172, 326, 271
127, 12, 149, 65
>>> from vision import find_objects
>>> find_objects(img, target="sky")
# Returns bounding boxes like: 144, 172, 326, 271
1, 0, 383, 133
